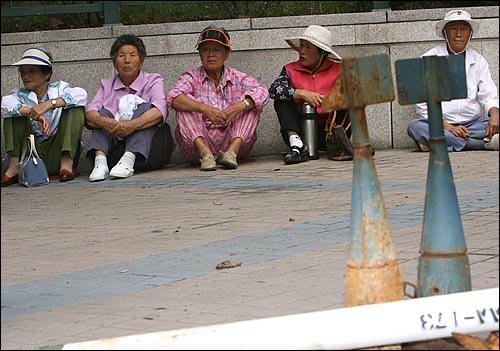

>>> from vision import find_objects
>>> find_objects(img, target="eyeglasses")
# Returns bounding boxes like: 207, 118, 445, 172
199, 47, 225, 55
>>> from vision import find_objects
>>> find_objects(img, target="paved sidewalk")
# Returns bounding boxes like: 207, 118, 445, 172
1, 149, 498, 350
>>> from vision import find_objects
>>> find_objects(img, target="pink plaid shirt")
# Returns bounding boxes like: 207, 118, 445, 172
167, 65, 268, 111
167, 65, 269, 161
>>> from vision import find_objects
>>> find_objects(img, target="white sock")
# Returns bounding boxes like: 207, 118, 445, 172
289, 135, 303, 149
94, 154, 107, 167
120, 151, 136, 167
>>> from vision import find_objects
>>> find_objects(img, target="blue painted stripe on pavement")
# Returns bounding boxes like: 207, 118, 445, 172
44, 175, 494, 195
1, 183, 497, 317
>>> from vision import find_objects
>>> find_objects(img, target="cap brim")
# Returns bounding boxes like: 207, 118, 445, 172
285, 37, 342, 61
435, 19, 479, 39
12, 58, 51, 66
196, 39, 231, 51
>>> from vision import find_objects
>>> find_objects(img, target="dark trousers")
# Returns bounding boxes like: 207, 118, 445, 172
86, 103, 174, 171
274, 100, 348, 151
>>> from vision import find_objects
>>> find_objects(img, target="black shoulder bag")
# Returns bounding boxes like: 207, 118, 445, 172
325, 109, 354, 161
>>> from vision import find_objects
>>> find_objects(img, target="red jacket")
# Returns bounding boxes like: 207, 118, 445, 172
285, 58, 340, 117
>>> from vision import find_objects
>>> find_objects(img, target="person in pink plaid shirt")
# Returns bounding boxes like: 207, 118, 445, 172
167, 26, 269, 171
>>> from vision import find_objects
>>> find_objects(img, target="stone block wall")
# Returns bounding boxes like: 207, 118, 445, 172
1, 6, 498, 173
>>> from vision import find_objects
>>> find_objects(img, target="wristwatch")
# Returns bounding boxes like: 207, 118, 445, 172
242, 98, 251, 111
51, 99, 57, 109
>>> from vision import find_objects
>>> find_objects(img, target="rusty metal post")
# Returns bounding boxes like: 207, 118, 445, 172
323, 55, 403, 308
395, 54, 471, 297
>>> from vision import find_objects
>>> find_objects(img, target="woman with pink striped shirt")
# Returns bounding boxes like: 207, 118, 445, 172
167, 26, 269, 171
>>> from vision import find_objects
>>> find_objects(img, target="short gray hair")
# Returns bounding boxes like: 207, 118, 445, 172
110, 34, 147, 61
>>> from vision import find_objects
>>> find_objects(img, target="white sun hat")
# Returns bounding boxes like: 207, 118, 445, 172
285, 25, 342, 61
435, 9, 479, 39
12, 48, 52, 67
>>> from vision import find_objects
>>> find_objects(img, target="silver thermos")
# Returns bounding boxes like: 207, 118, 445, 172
301, 104, 319, 159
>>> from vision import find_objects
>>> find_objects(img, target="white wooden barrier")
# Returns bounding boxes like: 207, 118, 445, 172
62, 287, 499, 350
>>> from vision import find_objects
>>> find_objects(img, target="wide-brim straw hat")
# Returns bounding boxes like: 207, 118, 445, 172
435, 9, 479, 39
12, 48, 52, 67
285, 25, 341, 61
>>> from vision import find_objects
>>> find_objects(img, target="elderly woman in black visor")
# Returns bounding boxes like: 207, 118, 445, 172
167, 26, 269, 171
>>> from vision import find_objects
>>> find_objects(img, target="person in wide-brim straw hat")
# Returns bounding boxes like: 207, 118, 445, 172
285, 24, 342, 62
269, 24, 350, 165
407, 9, 499, 153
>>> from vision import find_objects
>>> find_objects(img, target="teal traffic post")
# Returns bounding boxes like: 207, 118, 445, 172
323, 55, 403, 308
395, 54, 471, 297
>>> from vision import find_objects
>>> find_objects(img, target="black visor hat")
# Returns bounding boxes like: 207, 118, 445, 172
196, 27, 231, 51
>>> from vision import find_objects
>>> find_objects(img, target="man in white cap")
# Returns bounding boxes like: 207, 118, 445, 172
407, 9, 499, 152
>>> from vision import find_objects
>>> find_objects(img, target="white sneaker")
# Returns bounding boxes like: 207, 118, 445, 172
484, 134, 499, 151
109, 161, 134, 178
89, 164, 109, 182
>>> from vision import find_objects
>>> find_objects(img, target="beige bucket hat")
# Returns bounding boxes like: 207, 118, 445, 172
435, 10, 479, 39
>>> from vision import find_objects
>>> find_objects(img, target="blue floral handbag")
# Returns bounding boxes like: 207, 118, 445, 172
18, 134, 49, 187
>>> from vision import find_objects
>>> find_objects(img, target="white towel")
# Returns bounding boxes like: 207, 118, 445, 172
115, 94, 147, 122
